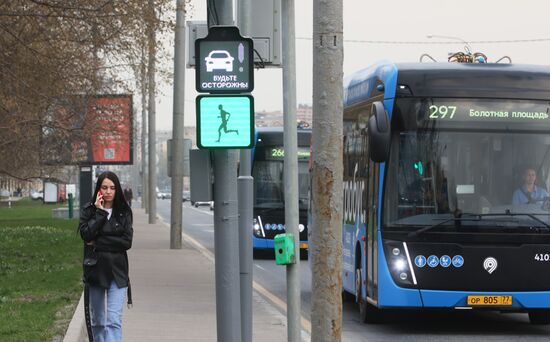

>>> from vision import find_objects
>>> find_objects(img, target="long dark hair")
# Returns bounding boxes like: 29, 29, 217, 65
92, 171, 131, 214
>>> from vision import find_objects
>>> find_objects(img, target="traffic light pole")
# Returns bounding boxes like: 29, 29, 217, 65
209, 1, 242, 341
213, 150, 242, 342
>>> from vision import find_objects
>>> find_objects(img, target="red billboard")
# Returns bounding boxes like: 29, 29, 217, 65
40, 94, 133, 165
87, 96, 132, 164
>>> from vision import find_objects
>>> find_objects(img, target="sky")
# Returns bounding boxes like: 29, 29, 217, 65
154, 0, 550, 130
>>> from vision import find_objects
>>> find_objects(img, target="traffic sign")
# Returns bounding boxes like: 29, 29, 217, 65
195, 26, 254, 93
196, 95, 254, 149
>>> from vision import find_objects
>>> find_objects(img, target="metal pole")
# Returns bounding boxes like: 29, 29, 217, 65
147, 0, 157, 224
170, 0, 186, 249
311, 0, 344, 340
237, 170, 253, 341
213, 150, 241, 342
282, 1, 301, 341
209, 1, 241, 341
237, 0, 253, 341
131, 121, 140, 208
130, 76, 140, 207
237, 0, 254, 342
141, 45, 148, 211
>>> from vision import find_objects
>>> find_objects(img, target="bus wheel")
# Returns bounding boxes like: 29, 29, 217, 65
529, 310, 550, 324
355, 268, 382, 323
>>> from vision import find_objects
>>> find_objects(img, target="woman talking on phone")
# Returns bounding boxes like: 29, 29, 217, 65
79, 171, 133, 342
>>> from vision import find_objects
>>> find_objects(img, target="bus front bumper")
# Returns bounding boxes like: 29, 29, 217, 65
378, 287, 550, 310
418, 290, 550, 309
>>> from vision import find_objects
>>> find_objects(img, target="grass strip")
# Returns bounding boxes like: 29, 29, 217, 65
0, 198, 82, 341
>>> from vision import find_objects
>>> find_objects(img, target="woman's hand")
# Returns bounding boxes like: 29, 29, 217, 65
95, 192, 104, 209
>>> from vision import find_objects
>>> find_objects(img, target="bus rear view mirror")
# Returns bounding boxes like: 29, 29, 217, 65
368, 101, 391, 162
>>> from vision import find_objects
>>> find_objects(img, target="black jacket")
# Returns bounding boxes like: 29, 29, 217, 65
79, 203, 133, 289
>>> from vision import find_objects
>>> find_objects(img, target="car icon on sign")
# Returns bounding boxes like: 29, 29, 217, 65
205, 50, 234, 72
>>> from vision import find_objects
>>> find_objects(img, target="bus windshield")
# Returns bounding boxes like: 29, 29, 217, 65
384, 129, 550, 230
253, 161, 309, 210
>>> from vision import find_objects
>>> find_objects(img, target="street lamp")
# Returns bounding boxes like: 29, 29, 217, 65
427, 34, 472, 54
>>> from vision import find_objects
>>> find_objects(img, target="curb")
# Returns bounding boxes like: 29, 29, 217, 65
62, 292, 88, 342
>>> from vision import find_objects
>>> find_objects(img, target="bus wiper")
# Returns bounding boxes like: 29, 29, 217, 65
407, 214, 480, 238
497, 211, 550, 230
408, 212, 550, 237
461, 211, 550, 230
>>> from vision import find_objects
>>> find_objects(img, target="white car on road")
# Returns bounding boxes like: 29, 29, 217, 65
156, 190, 171, 200
205, 50, 234, 72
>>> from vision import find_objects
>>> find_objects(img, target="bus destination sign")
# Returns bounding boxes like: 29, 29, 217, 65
266, 147, 311, 160
423, 98, 550, 123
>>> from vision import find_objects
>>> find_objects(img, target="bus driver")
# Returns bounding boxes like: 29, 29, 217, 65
512, 167, 549, 204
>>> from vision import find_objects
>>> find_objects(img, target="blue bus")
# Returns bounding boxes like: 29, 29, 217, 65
341, 61, 550, 324
251, 127, 311, 256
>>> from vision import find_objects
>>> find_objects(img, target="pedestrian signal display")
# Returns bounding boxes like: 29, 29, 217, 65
196, 95, 254, 149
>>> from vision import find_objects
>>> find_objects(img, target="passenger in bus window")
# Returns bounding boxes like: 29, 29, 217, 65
512, 167, 549, 204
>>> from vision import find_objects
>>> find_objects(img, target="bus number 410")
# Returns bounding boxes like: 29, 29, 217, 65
534, 253, 550, 261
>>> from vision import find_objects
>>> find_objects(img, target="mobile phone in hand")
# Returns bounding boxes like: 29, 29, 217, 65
96, 191, 104, 205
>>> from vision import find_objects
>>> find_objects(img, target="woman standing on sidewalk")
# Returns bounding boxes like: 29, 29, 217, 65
79, 171, 133, 342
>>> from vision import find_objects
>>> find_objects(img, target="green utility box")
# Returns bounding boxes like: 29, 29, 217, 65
274, 233, 296, 265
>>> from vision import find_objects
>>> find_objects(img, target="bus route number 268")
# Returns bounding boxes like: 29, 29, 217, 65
429, 105, 457, 119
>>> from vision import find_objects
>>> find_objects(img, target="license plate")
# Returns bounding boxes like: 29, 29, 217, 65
467, 295, 513, 306
299, 243, 308, 249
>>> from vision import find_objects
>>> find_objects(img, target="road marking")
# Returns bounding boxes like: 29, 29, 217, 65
192, 223, 214, 227
158, 218, 312, 337
255, 264, 267, 272
253, 281, 312, 335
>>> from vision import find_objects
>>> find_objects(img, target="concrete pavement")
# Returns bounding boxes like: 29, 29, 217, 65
64, 207, 288, 341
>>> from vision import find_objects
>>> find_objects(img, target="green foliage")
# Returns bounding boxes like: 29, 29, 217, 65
0, 199, 82, 341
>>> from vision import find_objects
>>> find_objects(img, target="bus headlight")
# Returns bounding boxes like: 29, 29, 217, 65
383, 240, 417, 287
299, 224, 305, 233
392, 258, 407, 272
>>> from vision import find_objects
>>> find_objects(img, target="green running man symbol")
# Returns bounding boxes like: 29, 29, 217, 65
216, 104, 239, 142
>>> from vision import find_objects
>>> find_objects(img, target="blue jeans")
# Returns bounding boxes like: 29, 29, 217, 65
89, 281, 127, 342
